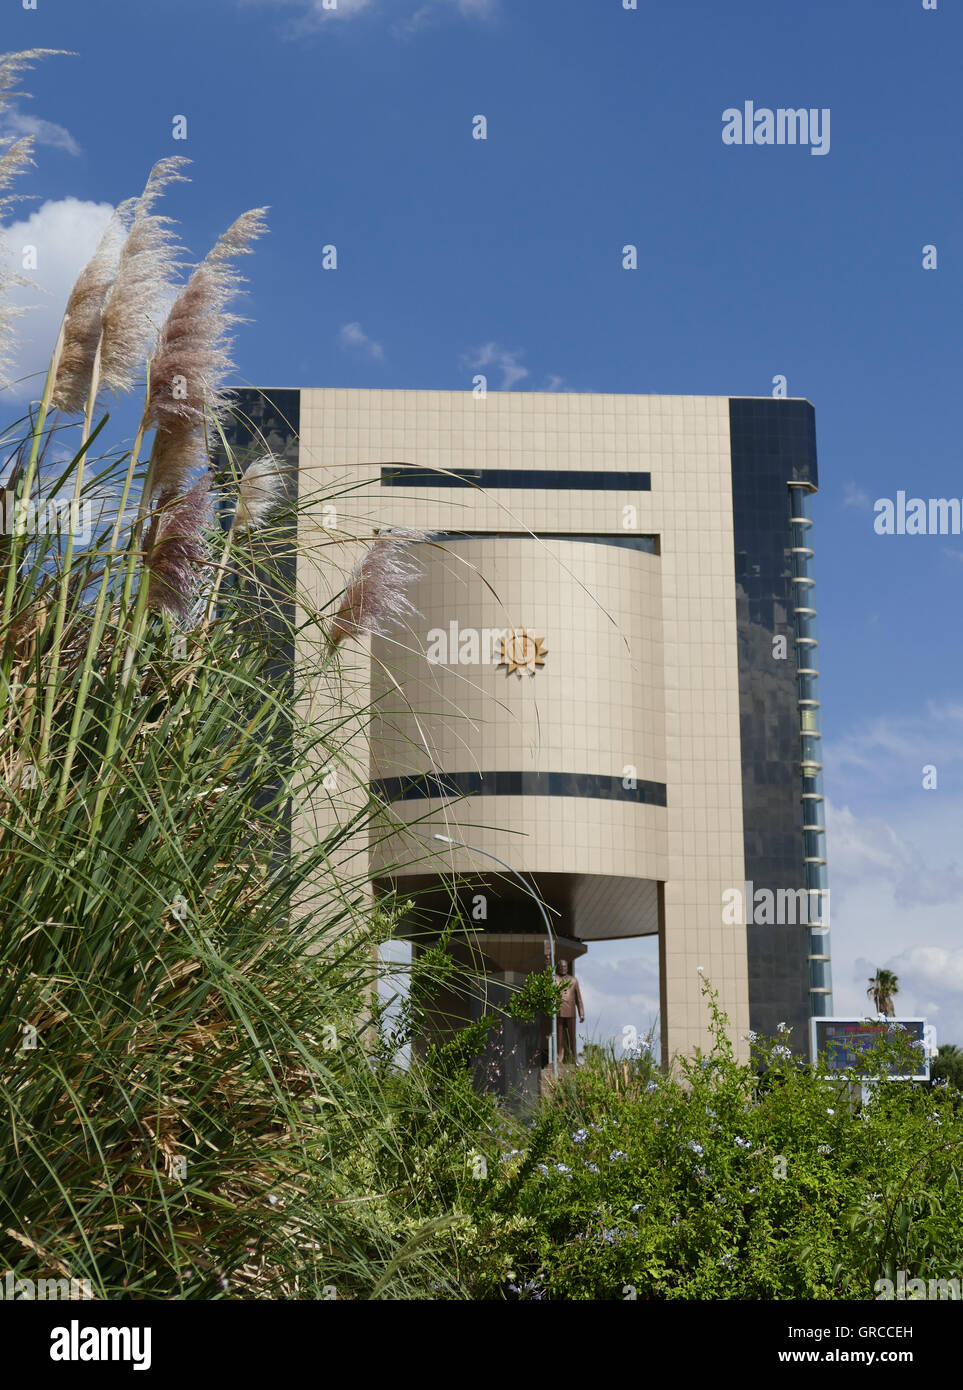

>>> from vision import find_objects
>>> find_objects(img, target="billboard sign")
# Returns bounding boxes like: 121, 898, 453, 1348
810, 1017, 933, 1081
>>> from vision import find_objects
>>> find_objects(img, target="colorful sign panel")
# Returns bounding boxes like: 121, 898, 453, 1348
810, 1017, 931, 1081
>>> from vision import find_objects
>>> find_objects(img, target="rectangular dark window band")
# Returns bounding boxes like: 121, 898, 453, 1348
425, 531, 658, 554
371, 770, 667, 806
381, 467, 651, 491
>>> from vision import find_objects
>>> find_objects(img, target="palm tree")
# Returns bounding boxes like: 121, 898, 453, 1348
867, 968, 899, 1018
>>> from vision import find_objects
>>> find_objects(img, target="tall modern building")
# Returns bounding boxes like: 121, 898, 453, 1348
225, 388, 831, 1078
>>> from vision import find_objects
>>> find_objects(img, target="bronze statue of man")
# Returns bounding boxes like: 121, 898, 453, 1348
554, 958, 584, 1064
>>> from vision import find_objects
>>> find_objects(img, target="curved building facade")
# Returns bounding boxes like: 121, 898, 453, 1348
370, 536, 667, 904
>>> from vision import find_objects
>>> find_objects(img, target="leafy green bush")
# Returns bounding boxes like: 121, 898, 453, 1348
448, 979, 963, 1300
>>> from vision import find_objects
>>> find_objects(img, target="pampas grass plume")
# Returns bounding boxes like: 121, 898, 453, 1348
50, 198, 136, 413
145, 473, 213, 618
99, 156, 190, 396
233, 454, 285, 534
327, 529, 425, 649
147, 208, 268, 434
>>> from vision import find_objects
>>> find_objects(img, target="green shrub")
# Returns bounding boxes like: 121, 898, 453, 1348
449, 979, 963, 1300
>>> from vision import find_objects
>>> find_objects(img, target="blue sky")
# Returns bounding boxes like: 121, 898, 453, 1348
3, 0, 962, 1047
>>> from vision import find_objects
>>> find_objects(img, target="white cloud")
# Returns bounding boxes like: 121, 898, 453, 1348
842, 480, 870, 508
820, 699, 963, 1041
849, 946, 963, 1043
827, 800, 963, 909
826, 703, 963, 796
1, 198, 115, 398
238, 0, 373, 23
823, 790, 963, 1040
394, 3, 437, 36
338, 321, 384, 360
576, 941, 661, 1052
241, 0, 495, 32
894, 945, 963, 996
305, 0, 374, 17
463, 342, 529, 390
0, 108, 80, 156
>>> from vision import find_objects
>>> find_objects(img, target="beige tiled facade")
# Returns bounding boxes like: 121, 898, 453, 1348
292, 389, 754, 1066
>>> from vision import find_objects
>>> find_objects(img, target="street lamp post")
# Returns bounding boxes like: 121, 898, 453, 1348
433, 833, 558, 1082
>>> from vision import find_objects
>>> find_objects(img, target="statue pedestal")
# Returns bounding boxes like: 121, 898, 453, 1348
539, 1061, 579, 1099
469, 972, 547, 1112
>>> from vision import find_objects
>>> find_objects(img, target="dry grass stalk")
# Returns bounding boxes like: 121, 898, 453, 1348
0, 51, 73, 386
0, 137, 34, 386
327, 529, 425, 649
149, 414, 206, 503
0, 134, 32, 223
50, 199, 136, 414
0, 49, 72, 107
147, 208, 268, 436
145, 473, 213, 618
233, 453, 285, 534
99, 157, 190, 396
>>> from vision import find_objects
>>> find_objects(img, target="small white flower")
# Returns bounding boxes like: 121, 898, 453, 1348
826, 1108, 835, 1116
688, 1140, 704, 1156
734, 1136, 751, 1149
609, 1149, 628, 1162
818, 1144, 832, 1155
572, 1128, 588, 1143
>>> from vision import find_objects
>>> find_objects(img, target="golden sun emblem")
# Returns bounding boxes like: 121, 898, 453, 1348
497, 628, 548, 678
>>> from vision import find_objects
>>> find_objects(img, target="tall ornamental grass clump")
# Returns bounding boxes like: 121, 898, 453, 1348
0, 48, 505, 1299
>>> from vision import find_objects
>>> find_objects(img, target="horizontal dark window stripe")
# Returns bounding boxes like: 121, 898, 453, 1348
371, 770, 667, 806
381, 466, 651, 491
425, 531, 659, 553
